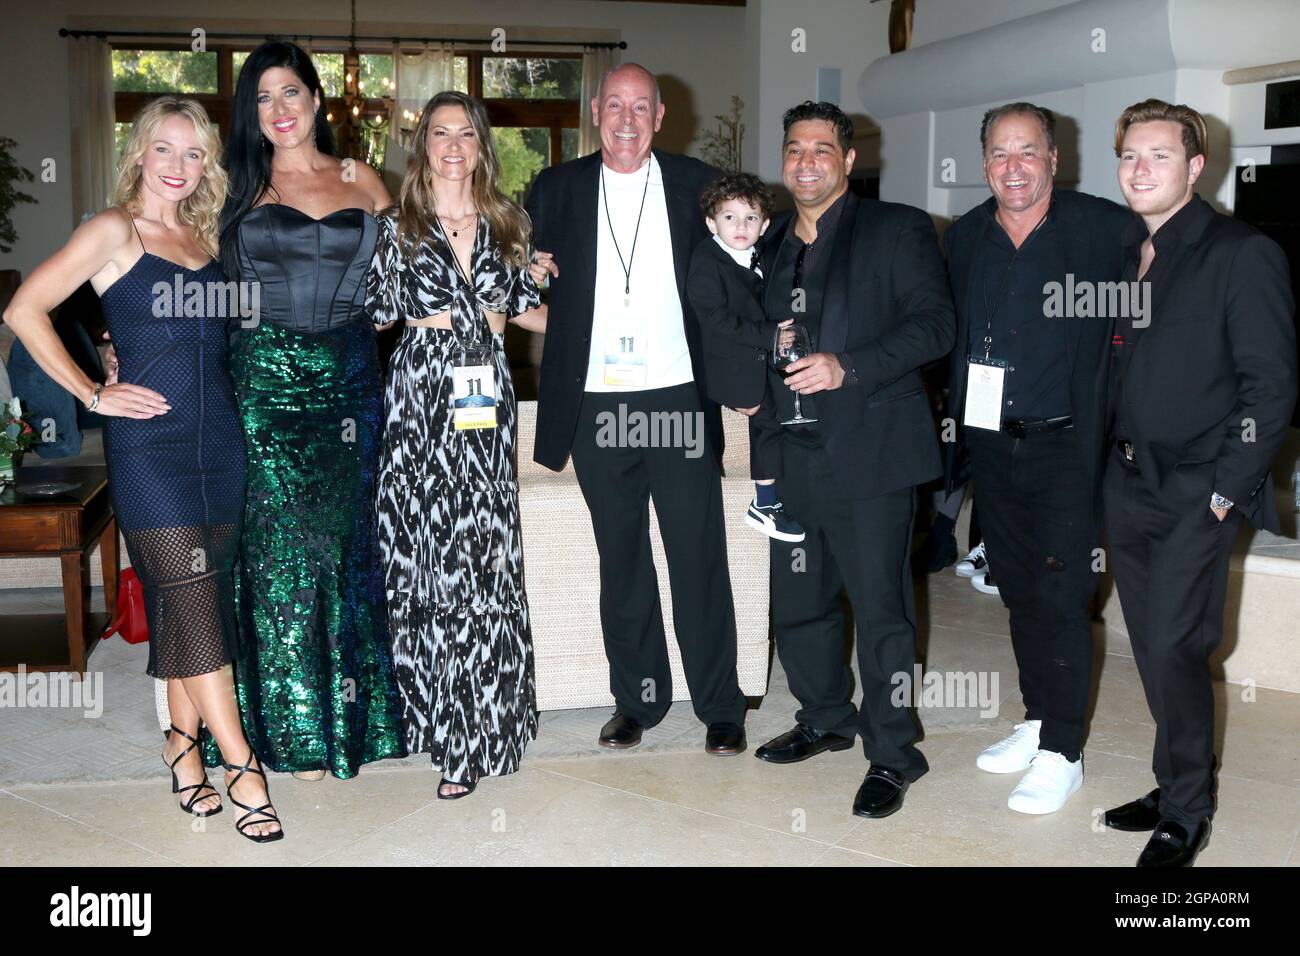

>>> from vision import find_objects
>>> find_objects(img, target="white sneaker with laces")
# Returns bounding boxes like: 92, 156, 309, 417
1007, 750, 1083, 815
976, 720, 1041, 773
955, 541, 987, 578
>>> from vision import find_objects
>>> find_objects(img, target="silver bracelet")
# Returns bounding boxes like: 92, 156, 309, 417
87, 384, 104, 412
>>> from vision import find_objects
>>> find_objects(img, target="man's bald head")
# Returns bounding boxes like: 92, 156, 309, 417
598, 63, 661, 110
593, 61, 665, 173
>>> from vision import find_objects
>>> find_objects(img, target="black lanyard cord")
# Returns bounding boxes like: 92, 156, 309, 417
601, 160, 653, 297
979, 205, 1050, 360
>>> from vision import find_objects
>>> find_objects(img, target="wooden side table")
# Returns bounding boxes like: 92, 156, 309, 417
0, 464, 118, 673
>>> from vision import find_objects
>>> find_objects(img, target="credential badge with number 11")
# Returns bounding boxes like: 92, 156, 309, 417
453, 345, 497, 430
604, 322, 647, 387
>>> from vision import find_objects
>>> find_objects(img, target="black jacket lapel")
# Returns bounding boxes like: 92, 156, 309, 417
574, 151, 602, 334
656, 149, 696, 305
762, 214, 793, 320
817, 192, 860, 354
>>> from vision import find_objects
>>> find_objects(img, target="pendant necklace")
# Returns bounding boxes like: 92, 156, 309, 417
438, 212, 477, 238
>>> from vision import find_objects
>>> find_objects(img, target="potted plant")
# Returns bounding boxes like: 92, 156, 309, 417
700, 96, 745, 174
0, 136, 36, 256
1, 396, 38, 488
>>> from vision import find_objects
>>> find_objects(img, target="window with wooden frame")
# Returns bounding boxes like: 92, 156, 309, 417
111, 46, 583, 203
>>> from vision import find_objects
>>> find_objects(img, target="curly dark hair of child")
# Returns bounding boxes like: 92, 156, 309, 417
700, 172, 775, 221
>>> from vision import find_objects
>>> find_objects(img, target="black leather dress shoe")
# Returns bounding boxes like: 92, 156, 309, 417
705, 722, 746, 756
598, 713, 644, 749
852, 766, 909, 819
1137, 819, 1211, 867
754, 724, 854, 764
1105, 787, 1162, 832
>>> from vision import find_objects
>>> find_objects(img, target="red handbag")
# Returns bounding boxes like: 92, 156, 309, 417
102, 568, 149, 644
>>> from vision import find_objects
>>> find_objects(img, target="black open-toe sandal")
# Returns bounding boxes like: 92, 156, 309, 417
437, 777, 477, 800
163, 725, 222, 817
222, 751, 285, 843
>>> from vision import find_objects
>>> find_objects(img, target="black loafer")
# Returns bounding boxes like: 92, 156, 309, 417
852, 765, 909, 819
755, 724, 854, 764
705, 722, 746, 756
598, 712, 644, 749
1137, 819, 1211, 867
1105, 787, 1162, 832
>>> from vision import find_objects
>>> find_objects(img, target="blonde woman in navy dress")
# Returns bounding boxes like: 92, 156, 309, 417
4, 97, 282, 841
366, 91, 547, 798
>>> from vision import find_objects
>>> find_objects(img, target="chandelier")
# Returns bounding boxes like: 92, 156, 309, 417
328, 0, 393, 162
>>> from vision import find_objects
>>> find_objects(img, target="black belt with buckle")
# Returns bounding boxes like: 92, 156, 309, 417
1001, 415, 1073, 439
1117, 438, 1137, 462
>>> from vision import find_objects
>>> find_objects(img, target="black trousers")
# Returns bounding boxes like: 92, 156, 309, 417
966, 426, 1097, 759
771, 439, 928, 780
570, 383, 747, 727
748, 407, 783, 481
1104, 447, 1241, 826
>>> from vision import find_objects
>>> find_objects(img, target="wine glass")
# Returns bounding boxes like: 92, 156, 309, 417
772, 323, 818, 425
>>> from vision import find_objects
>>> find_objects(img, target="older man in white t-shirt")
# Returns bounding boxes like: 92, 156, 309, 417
524, 63, 747, 755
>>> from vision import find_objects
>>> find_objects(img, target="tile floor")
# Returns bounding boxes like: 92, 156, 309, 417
1, 570, 1297, 867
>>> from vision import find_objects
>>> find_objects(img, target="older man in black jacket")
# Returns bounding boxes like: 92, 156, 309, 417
1103, 99, 1297, 867
524, 63, 747, 756
752, 102, 955, 819
944, 103, 1135, 816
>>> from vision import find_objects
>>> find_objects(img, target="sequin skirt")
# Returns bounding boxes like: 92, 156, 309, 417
204, 319, 407, 776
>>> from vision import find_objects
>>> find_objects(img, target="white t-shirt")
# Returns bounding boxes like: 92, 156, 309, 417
585, 154, 694, 392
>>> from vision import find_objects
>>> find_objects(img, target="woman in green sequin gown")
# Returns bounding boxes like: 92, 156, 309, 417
204, 41, 405, 778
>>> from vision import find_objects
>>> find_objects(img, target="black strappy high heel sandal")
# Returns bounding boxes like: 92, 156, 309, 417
222, 751, 285, 843
163, 725, 222, 817
437, 777, 477, 800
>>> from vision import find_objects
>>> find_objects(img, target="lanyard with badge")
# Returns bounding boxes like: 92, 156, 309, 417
962, 208, 1048, 431
601, 161, 652, 386
435, 217, 498, 431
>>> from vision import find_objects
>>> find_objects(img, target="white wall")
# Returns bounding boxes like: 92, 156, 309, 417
856, 0, 1300, 219
910, 0, 1083, 46
0, 0, 746, 277
746, 0, 891, 184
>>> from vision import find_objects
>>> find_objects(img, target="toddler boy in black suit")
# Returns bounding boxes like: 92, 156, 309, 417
686, 173, 803, 541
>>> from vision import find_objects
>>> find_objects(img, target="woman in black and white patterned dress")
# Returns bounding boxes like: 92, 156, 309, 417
366, 91, 547, 798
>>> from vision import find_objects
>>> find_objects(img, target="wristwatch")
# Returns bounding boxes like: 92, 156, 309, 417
86, 384, 104, 412
1211, 492, 1234, 511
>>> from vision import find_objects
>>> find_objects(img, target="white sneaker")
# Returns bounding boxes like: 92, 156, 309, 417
971, 569, 999, 595
1007, 750, 1083, 815
975, 720, 1041, 773
955, 542, 987, 578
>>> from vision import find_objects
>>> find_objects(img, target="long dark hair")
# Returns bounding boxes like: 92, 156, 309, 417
219, 41, 334, 278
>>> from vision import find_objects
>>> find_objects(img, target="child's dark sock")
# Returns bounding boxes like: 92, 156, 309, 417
755, 483, 778, 508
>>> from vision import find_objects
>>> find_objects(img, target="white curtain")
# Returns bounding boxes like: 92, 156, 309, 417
383, 42, 455, 195
67, 36, 116, 224
579, 44, 617, 158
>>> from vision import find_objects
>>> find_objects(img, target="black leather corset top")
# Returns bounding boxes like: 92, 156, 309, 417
236, 204, 378, 332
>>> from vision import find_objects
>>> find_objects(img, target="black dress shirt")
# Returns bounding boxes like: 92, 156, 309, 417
766, 190, 850, 433
966, 201, 1070, 420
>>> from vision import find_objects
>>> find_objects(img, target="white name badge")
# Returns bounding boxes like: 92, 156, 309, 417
604, 323, 648, 387
453, 347, 497, 430
963, 357, 1007, 431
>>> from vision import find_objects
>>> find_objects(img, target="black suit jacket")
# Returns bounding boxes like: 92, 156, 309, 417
760, 192, 956, 498
1111, 194, 1297, 532
686, 236, 778, 408
943, 189, 1136, 514
523, 149, 723, 471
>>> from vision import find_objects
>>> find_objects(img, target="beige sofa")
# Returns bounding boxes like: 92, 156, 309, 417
5, 394, 773, 711
515, 400, 771, 709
